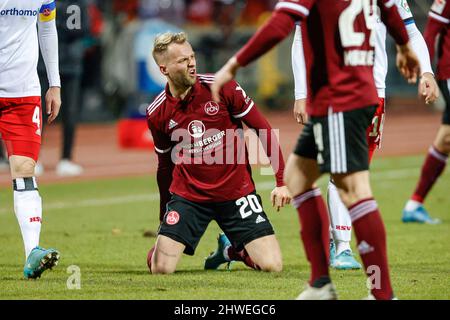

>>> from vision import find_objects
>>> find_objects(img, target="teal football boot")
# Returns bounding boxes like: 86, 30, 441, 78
402, 205, 441, 224
24, 246, 60, 279
204, 233, 233, 270
331, 249, 362, 270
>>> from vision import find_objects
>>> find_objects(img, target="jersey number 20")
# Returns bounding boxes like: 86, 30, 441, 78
236, 194, 263, 219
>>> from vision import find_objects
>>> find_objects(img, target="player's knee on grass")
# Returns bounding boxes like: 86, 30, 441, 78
149, 235, 184, 274
245, 235, 283, 272
151, 259, 177, 275
257, 254, 283, 273
9, 156, 36, 179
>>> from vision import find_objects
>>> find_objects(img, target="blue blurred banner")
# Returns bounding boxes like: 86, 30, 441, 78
134, 19, 181, 94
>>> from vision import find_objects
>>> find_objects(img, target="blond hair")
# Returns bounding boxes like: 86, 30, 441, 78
152, 32, 188, 64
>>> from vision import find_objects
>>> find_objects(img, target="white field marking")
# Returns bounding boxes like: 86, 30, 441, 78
0, 167, 447, 215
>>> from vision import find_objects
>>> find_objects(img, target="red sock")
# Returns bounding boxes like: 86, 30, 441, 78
411, 146, 448, 203
227, 247, 260, 270
368, 144, 377, 164
349, 198, 393, 300
292, 188, 330, 285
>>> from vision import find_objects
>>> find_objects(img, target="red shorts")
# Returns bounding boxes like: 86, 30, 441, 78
0, 97, 42, 161
366, 97, 385, 150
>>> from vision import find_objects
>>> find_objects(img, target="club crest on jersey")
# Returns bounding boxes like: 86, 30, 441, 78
188, 120, 205, 138
204, 101, 220, 116
166, 211, 180, 225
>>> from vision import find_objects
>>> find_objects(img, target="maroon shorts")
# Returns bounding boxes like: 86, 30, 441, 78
0, 96, 42, 161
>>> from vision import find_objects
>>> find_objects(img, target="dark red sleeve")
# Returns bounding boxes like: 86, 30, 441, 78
378, 0, 409, 45
236, 11, 298, 67
221, 80, 285, 186
241, 107, 286, 187
156, 151, 174, 222
147, 119, 174, 222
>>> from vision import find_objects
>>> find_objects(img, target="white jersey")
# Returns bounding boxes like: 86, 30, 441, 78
0, 0, 59, 98
374, 0, 413, 98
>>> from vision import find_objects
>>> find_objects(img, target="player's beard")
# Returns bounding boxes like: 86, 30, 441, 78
172, 71, 196, 90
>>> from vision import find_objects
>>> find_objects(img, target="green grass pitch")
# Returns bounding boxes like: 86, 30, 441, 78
0, 155, 448, 300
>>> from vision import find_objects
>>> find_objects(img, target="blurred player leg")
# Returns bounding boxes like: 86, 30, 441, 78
327, 181, 361, 270
1, 98, 59, 279
333, 171, 394, 300
402, 80, 450, 224
327, 106, 394, 300
326, 98, 385, 270
56, 74, 83, 177
285, 153, 334, 298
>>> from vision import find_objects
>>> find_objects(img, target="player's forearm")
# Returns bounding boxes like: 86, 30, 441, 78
236, 11, 296, 67
243, 108, 285, 187
292, 24, 308, 100
379, 0, 409, 46
38, 20, 61, 88
156, 152, 174, 222
407, 23, 434, 75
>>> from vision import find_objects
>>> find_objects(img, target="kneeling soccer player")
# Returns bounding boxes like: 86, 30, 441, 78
146, 32, 290, 274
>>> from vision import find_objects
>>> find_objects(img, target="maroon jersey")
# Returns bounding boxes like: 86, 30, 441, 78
425, 0, 450, 80
147, 74, 285, 204
235, 0, 409, 116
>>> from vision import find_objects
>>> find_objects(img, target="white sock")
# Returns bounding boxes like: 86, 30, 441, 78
335, 240, 351, 256
13, 177, 42, 259
327, 180, 352, 252
405, 200, 422, 211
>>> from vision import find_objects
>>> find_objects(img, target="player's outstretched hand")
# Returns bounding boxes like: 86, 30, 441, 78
271, 186, 291, 212
45, 86, 61, 124
293, 99, 308, 125
419, 72, 439, 104
212, 57, 240, 103
396, 43, 420, 84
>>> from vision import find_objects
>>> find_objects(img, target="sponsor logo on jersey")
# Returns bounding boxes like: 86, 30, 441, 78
0, 8, 39, 17
204, 101, 220, 116
188, 120, 206, 138
165, 211, 180, 225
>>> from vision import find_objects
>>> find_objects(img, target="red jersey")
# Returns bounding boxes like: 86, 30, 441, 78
235, 0, 409, 117
147, 74, 285, 204
425, 0, 450, 80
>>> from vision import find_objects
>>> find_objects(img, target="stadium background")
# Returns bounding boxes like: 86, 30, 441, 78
0, 0, 444, 184
0, 0, 448, 300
